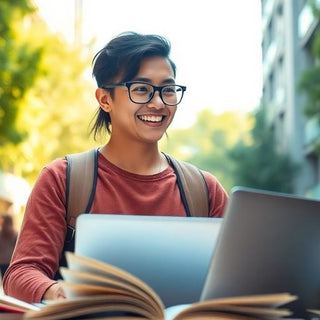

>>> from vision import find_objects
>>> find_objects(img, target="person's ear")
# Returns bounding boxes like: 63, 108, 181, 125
95, 88, 112, 112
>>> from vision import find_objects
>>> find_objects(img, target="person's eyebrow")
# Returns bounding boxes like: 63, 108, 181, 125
162, 78, 176, 84
131, 77, 151, 83
132, 77, 176, 84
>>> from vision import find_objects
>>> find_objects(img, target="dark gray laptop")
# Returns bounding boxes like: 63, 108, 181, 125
201, 186, 320, 318
75, 214, 222, 307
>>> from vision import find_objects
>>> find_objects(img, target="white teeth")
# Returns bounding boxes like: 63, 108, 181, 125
138, 115, 163, 122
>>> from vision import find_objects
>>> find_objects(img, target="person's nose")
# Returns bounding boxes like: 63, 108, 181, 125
147, 90, 165, 109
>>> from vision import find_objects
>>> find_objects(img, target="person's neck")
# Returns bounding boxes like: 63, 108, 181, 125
100, 140, 167, 175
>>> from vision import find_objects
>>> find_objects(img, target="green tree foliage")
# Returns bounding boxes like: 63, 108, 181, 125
0, 0, 41, 146
0, 2, 100, 183
161, 109, 253, 192
227, 107, 298, 193
11, 31, 99, 182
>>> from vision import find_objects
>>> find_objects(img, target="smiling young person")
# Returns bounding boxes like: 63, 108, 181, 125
3, 32, 228, 303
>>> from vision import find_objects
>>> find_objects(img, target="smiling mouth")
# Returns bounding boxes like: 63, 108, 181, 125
137, 115, 165, 123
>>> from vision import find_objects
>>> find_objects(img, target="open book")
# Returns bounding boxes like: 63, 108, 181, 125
0, 294, 40, 320
23, 252, 297, 320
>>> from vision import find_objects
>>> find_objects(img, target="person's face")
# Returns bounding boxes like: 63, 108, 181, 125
96, 56, 177, 144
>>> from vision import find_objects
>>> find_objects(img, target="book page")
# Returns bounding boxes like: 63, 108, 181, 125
170, 293, 297, 320
59, 282, 160, 317
64, 251, 164, 312
171, 312, 278, 320
0, 295, 40, 312
0, 314, 25, 320
166, 304, 290, 320
60, 281, 133, 298
25, 294, 163, 320
308, 309, 320, 316
0, 302, 25, 313
165, 304, 190, 319
60, 267, 159, 311
194, 292, 297, 307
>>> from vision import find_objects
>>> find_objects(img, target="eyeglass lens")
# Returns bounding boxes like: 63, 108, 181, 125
129, 83, 183, 105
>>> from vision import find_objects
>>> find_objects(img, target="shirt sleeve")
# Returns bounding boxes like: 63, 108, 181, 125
3, 158, 67, 303
201, 171, 229, 218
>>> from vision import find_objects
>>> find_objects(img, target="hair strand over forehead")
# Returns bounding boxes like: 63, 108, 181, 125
92, 31, 176, 87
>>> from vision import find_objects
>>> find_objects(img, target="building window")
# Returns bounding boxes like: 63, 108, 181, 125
268, 71, 274, 101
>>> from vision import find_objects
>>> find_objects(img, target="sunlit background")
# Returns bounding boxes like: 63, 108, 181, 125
34, 0, 263, 128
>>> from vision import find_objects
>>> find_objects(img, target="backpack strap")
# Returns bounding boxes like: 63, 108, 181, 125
64, 149, 209, 226
56, 148, 98, 279
65, 148, 98, 229
163, 153, 209, 217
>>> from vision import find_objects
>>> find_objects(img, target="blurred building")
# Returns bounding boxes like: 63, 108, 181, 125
261, 0, 320, 198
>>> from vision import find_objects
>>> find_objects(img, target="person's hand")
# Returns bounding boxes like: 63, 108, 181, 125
43, 283, 66, 301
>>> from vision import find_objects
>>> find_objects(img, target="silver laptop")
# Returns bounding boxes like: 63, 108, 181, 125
75, 214, 222, 307
201, 186, 320, 318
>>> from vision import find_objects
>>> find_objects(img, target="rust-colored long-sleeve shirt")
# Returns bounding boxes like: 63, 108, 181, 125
3, 153, 228, 303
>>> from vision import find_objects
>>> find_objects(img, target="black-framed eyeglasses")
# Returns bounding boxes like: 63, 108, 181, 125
101, 81, 187, 106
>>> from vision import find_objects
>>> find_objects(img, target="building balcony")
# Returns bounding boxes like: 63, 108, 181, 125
305, 117, 320, 144
299, 1, 320, 47
262, 0, 275, 30
262, 35, 284, 80
304, 116, 320, 155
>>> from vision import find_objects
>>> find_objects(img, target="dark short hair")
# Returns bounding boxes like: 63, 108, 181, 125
90, 31, 176, 138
